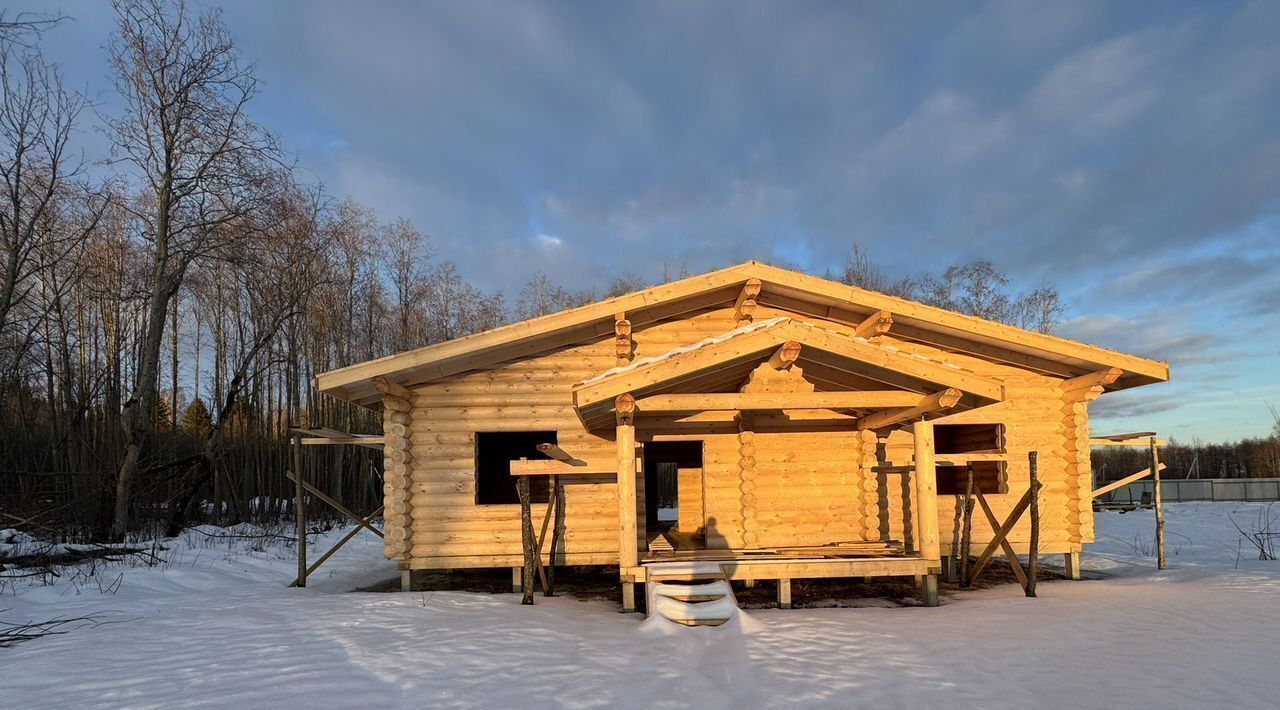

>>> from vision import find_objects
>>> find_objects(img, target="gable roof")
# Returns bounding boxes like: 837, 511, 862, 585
317, 261, 1170, 406
569, 316, 1007, 428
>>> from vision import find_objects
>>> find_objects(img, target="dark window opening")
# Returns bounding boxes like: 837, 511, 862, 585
935, 423, 1005, 454
934, 423, 1007, 494
937, 462, 1005, 495
475, 431, 556, 505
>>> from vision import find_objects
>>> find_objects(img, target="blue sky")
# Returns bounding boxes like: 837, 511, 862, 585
12, 0, 1280, 442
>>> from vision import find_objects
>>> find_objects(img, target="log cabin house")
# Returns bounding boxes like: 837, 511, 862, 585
315, 261, 1169, 618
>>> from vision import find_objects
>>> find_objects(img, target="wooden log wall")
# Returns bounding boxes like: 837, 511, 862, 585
858, 428, 880, 540
394, 305, 1093, 569
382, 398, 414, 561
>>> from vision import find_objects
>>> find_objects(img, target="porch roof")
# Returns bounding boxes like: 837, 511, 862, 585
571, 316, 997, 429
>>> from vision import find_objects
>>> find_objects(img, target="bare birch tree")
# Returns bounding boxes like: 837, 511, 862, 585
105, 0, 282, 539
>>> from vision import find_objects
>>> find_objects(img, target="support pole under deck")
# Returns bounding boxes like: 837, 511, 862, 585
616, 394, 639, 613
912, 421, 941, 606
293, 433, 306, 588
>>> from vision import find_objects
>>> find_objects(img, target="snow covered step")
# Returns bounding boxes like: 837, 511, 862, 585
644, 561, 727, 582
651, 594, 738, 627
649, 580, 730, 603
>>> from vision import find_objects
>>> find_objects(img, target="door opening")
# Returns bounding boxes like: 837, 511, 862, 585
643, 441, 704, 542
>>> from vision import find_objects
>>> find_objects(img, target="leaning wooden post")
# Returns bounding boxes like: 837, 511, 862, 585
1151, 437, 1166, 570
615, 394, 639, 612
912, 420, 940, 606
1026, 451, 1041, 598
292, 432, 306, 588
546, 475, 561, 596
959, 464, 975, 587
517, 474, 535, 605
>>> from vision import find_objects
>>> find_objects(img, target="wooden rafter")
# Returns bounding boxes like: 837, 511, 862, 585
852, 309, 893, 339
734, 278, 763, 324
856, 388, 963, 430
635, 391, 924, 414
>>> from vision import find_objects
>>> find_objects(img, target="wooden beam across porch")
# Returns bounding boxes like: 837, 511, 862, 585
634, 390, 924, 414
856, 388, 963, 430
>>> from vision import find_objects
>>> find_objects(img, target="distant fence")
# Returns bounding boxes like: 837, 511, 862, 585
1099, 478, 1280, 504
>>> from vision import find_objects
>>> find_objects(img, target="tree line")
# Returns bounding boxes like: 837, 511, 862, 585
1093, 413, 1280, 483
7, 2, 1264, 545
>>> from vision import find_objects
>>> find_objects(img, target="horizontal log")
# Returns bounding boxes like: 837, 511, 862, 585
635, 391, 924, 414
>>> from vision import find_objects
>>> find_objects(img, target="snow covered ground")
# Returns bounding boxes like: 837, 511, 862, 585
3, 502, 1279, 709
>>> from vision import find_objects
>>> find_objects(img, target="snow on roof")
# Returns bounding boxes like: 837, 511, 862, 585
576, 314, 987, 389
576, 316, 792, 386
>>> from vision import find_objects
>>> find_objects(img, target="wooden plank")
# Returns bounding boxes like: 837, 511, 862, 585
1090, 464, 1166, 499
509, 459, 612, 477
536, 443, 573, 461
716, 557, 932, 580
935, 452, 1008, 465
1093, 431, 1157, 441
300, 436, 385, 448
1090, 438, 1167, 447
635, 391, 923, 414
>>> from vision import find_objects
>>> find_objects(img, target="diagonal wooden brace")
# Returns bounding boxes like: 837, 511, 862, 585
974, 491, 1029, 589
969, 487, 1032, 584
287, 471, 384, 539
533, 480, 557, 594
290, 505, 385, 587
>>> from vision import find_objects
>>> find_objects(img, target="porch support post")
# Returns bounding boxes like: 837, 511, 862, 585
913, 420, 941, 607
400, 568, 412, 592
778, 578, 792, 609
1064, 551, 1081, 580
616, 394, 639, 613
920, 573, 939, 607
292, 433, 306, 588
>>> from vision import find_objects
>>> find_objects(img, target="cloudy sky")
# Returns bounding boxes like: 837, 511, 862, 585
14, 0, 1280, 442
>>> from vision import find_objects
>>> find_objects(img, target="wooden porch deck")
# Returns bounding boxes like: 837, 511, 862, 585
640, 541, 934, 583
